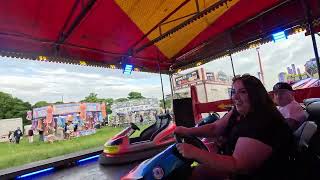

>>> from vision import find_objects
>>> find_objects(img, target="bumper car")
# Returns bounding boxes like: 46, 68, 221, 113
99, 114, 176, 165
121, 134, 208, 180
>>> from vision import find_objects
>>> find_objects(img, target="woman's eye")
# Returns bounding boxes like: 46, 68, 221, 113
239, 90, 247, 94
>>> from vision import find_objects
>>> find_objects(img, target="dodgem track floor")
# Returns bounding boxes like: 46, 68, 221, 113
36, 161, 140, 180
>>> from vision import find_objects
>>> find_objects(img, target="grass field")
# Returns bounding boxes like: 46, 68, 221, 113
0, 124, 149, 170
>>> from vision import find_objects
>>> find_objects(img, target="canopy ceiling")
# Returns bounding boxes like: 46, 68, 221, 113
0, 0, 319, 73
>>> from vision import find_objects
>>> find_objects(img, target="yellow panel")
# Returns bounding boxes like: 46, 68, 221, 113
115, 0, 240, 58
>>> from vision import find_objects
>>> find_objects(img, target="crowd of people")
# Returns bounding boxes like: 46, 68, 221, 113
175, 74, 307, 180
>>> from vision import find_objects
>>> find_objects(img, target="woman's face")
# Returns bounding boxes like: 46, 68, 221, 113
231, 80, 251, 115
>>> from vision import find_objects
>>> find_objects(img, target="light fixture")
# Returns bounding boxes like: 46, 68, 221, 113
123, 64, 133, 75
16, 167, 55, 179
79, 61, 87, 65
272, 31, 287, 42
133, 67, 140, 71
196, 62, 202, 66
77, 155, 99, 163
38, 56, 47, 61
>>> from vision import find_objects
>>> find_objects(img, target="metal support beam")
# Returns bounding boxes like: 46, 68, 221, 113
57, 0, 96, 44
302, 0, 320, 80
158, 52, 167, 111
229, 54, 236, 77
169, 74, 174, 112
256, 47, 265, 84
135, 0, 230, 53
129, 0, 192, 51
195, 0, 200, 13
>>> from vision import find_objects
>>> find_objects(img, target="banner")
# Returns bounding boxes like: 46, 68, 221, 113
26, 111, 32, 121
33, 106, 49, 119
53, 103, 81, 115
86, 103, 101, 111
101, 102, 107, 118
45, 106, 53, 125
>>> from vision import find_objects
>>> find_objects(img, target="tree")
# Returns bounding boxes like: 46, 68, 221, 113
54, 101, 64, 104
33, 101, 49, 108
115, 98, 128, 103
100, 98, 114, 114
81, 93, 99, 103
128, 92, 144, 99
160, 99, 172, 110
0, 91, 32, 125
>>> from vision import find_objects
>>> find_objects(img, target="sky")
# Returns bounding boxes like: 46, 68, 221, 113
0, 32, 319, 104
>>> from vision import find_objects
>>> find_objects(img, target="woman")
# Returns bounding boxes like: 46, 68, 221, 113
175, 74, 293, 180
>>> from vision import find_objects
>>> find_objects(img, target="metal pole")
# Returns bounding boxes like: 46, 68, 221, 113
169, 74, 174, 99
303, 0, 320, 81
229, 54, 236, 77
157, 55, 166, 112
309, 25, 320, 81
256, 47, 265, 84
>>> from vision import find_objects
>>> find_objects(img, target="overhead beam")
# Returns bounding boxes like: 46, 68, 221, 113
128, 0, 192, 52
56, 0, 96, 44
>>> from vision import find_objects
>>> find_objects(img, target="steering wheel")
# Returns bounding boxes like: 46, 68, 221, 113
130, 123, 140, 131
173, 133, 208, 163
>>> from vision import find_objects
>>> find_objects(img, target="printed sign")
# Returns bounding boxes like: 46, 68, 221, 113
175, 70, 200, 87
53, 103, 81, 115
33, 106, 49, 119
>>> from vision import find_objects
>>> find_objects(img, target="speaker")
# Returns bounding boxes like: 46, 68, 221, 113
173, 98, 195, 128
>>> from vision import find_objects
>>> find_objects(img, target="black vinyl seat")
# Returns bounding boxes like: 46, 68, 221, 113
290, 101, 320, 179
303, 98, 320, 106
138, 114, 171, 141
306, 101, 320, 125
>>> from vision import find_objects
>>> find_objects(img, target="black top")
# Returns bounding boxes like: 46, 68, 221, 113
28, 129, 34, 136
14, 129, 22, 138
222, 109, 294, 180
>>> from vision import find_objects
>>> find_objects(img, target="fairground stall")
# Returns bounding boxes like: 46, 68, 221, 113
32, 102, 107, 141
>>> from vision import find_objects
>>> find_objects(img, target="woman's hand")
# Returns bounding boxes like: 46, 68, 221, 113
174, 126, 190, 136
176, 143, 200, 159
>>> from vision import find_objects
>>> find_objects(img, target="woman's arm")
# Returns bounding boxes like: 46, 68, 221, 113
178, 109, 233, 138
177, 137, 272, 175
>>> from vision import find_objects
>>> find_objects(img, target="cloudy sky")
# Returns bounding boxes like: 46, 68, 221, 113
0, 32, 319, 104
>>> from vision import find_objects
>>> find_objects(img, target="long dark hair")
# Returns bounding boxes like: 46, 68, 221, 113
232, 74, 283, 118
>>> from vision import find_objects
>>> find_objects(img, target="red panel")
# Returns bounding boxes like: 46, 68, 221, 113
66, 1, 148, 54
175, 0, 280, 59
135, 43, 168, 61
294, 87, 320, 103
0, 0, 76, 41
231, 0, 304, 44
64, 0, 168, 69
0, 35, 52, 54
59, 44, 120, 63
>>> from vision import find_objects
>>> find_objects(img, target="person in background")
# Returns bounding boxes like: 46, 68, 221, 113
8, 131, 14, 143
28, 128, 34, 143
14, 127, 23, 144
37, 119, 44, 142
140, 115, 144, 124
273, 82, 307, 130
